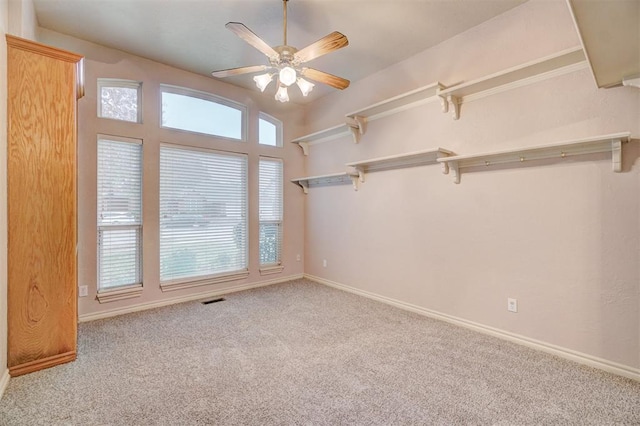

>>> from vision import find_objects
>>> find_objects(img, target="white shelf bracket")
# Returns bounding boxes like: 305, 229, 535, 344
296, 141, 310, 156
438, 94, 449, 113
436, 93, 460, 120
346, 116, 367, 143
300, 181, 309, 194
437, 152, 450, 175
450, 161, 461, 184
348, 172, 362, 191
447, 95, 460, 120
612, 139, 622, 172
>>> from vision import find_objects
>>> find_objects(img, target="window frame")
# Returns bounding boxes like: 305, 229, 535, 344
96, 134, 144, 301
258, 112, 283, 147
97, 79, 143, 123
159, 84, 247, 142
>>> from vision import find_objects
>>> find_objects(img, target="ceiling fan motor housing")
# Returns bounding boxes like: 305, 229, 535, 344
273, 45, 299, 68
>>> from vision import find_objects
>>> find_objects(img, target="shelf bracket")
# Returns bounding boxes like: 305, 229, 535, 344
437, 93, 461, 120
612, 139, 622, 172
449, 161, 461, 184
348, 171, 363, 191
296, 141, 310, 156
437, 152, 451, 175
346, 115, 367, 143
447, 95, 460, 120
439, 94, 449, 113
299, 181, 309, 194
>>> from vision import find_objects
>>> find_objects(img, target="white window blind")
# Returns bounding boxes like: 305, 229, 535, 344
259, 158, 283, 265
160, 144, 248, 284
97, 136, 143, 291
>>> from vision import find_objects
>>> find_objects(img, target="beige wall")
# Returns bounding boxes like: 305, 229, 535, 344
39, 29, 307, 319
8, 0, 36, 40
0, 0, 8, 392
302, 0, 640, 371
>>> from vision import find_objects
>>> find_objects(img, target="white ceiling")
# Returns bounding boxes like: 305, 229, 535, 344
33, 0, 527, 103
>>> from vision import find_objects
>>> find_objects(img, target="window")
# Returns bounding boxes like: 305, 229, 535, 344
160, 144, 248, 288
97, 136, 143, 292
258, 112, 282, 147
97, 79, 142, 123
160, 85, 245, 140
259, 158, 283, 269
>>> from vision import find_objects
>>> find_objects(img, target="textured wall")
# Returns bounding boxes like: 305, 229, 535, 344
302, 0, 640, 370
39, 29, 307, 318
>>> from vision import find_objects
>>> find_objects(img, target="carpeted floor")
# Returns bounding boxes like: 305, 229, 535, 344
1, 278, 639, 425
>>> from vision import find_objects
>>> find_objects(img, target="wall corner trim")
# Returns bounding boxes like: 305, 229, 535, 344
79, 274, 304, 323
304, 274, 640, 382
0, 368, 10, 401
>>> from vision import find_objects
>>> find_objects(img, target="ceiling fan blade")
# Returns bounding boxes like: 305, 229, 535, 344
226, 22, 279, 59
211, 65, 268, 78
295, 32, 348, 63
302, 68, 350, 90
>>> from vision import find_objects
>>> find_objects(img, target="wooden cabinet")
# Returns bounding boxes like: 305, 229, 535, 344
7, 35, 83, 376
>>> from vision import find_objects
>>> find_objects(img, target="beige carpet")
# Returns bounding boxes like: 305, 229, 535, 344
1, 279, 639, 425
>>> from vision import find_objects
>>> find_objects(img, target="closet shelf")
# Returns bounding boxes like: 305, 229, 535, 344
346, 82, 445, 135
291, 117, 367, 155
291, 172, 361, 193
292, 47, 588, 153
437, 46, 587, 120
437, 132, 631, 184
346, 148, 455, 182
291, 83, 445, 156
291, 124, 350, 155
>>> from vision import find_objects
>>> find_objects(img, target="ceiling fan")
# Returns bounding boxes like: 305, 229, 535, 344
211, 0, 350, 102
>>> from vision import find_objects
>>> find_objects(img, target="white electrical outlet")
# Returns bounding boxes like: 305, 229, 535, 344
296, 254, 301, 262
79, 285, 89, 297
322, 259, 327, 268
507, 298, 518, 313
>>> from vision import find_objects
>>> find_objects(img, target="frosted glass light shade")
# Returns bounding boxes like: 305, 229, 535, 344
279, 66, 297, 86
275, 85, 289, 103
253, 73, 273, 92
296, 78, 315, 96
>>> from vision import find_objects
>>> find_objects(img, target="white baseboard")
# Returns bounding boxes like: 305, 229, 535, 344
305, 274, 640, 382
0, 368, 9, 401
80, 274, 304, 323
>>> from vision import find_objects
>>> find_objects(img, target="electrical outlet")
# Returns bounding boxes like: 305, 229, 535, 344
507, 298, 518, 313
296, 254, 301, 262
79, 285, 88, 297
322, 259, 327, 268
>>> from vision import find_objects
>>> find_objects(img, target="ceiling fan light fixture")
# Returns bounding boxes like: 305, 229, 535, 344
296, 78, 315, 96
275, 85, 289, 102
279, 66, 297, 86
253, 73, 274, 92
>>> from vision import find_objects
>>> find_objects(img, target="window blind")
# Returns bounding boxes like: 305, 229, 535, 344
259, 158, 283, 265
97, 137, 143, 290
160, 144, 248, 283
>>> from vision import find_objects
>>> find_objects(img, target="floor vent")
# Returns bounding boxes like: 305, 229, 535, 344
201, 297, 225, 305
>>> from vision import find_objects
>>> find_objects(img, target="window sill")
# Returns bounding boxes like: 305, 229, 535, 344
96, 284, 143, 303
259, 265, 284, 276
160, 270, 250, 292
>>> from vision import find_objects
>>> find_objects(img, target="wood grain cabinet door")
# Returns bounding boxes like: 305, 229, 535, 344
6, 35, 83, 377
